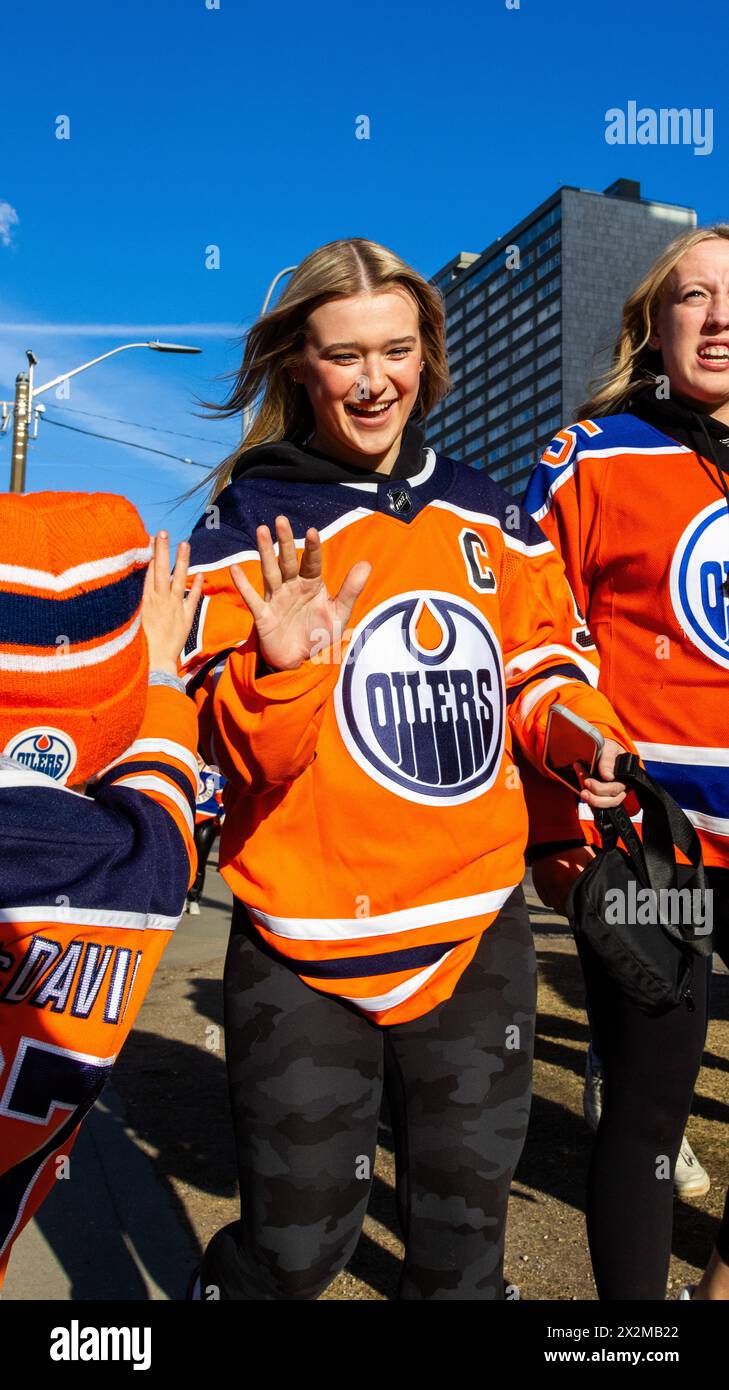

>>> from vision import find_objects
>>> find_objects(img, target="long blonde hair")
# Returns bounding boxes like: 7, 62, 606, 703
197, 238, 451, 500
579, 224, 729, 418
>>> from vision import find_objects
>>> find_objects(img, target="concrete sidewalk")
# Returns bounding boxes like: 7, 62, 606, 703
3, 1085, 200, 1301
3, 871, 232, 1302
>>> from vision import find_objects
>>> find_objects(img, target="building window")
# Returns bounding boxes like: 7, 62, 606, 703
463, 367, 487, 393
535, 368, 560, 393
536, 320, 560, 346
537, 230, 561, 257
537, 275, 560, 302
537, 253, 561, 280
509, 315, 535, 344
487, 290, 509, 317
536, 343, 561, 371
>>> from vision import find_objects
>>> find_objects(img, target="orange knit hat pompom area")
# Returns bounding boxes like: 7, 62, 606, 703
0, 492, 153, 786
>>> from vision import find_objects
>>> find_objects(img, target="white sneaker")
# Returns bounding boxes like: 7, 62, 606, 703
187, 900, 201, 916
678, 1284, 696, 1300
583, 1045, 604, 1133
674, 1137, 711, 1199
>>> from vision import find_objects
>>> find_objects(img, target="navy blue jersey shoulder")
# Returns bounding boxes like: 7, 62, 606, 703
0, 784, 189, 919
523, 412, 680, 516
188, 475, 375, 569
188, 454, 459, 567
444, 454, 549, 549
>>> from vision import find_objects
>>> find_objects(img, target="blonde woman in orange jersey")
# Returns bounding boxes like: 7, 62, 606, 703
181, 238, 631, 1301
523, 226, 729, 1301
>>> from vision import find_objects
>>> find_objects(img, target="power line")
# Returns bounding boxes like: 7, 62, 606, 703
41, 416, 210, 468
45, 402, 231, 447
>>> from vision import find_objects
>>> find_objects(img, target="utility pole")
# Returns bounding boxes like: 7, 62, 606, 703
9, 350, 37, 493
4, 341, 201, 493
10, 372, 30, 494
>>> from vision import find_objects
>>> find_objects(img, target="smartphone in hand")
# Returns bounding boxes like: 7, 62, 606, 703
543, 702, 605, 796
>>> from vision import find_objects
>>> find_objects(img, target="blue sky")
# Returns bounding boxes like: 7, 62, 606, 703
1, 0, 726, 545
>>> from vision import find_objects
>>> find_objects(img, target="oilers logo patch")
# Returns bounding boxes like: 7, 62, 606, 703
3, 726, 78, 783
334, 590, 505, 805
670, 502, 729, 669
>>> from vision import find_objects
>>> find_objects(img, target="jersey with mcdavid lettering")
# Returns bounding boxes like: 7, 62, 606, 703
0, 684, 198, 1288
523, 413, 729, 867
182, 446, 629, 1025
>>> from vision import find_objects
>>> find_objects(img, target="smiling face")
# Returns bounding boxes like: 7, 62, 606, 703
290, 289, 424, 473
650, 237, 729, 423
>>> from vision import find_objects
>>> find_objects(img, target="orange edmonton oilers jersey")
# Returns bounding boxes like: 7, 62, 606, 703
523, 413, 729, 868
182, 446, 630, 1025
0, 684, 198, 1288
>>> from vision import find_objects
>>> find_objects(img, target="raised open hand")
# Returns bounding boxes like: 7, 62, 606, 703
230, 515, 371, 672
142, 532, 204, 676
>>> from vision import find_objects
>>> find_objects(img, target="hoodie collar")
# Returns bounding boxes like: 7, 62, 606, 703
628, 389, 729, 474
230, 419, 429, 486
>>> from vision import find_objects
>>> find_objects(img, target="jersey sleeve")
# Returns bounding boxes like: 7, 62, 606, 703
522, 420, 603, 620
90, 682, 199, 895
516, 428, 608, 854
180, 511, 342, 796
499, 509, 634, 852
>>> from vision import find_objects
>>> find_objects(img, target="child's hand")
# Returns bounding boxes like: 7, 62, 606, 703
142, 531, 203, 675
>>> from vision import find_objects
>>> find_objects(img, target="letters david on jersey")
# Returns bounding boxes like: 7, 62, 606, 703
334, 591, 506, 806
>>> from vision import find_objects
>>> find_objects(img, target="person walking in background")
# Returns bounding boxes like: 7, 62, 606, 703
186, 761, 226, 916
523, 225, 729, 1300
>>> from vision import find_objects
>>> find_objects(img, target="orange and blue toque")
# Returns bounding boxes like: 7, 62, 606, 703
0, 492, 153, 786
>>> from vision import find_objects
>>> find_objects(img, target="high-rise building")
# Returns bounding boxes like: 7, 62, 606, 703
426, 180, 696, 495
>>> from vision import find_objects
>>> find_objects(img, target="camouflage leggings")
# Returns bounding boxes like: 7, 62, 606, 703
200, 886, 536, 1300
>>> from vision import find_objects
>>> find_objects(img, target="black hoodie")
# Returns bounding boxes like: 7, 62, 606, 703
230, 419, 429, 486
627, 388, 729, 494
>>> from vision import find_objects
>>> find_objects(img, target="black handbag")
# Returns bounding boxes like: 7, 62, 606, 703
566, 753, 714, 1016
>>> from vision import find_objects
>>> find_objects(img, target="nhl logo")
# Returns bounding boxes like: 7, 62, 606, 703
4, 726, 78, 783
334, 590, 505, 805
387, 486, 413, 515
670, 501, 729, 669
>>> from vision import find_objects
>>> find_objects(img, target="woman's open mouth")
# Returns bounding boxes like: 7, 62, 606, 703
344, 399, 397, 422
697, 344, 729, 370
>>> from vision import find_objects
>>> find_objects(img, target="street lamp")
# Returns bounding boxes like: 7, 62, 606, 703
6, 340, 202, 493
242, 266, 297, 441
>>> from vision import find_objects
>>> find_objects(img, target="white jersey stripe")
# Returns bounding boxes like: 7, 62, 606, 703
100, 737, 200, 781
343, 949, 456, 1013
504, 643, 598, 686
246, 883, 518, 942
188, 506, 373, 575
530, 444, 691, 522
107, 773, 195, 835
429, 499, 553, 555
0, 905, 180, 931
636, 742, 729, 767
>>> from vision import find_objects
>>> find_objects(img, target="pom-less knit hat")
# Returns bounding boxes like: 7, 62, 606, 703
0, 492, 153, 786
